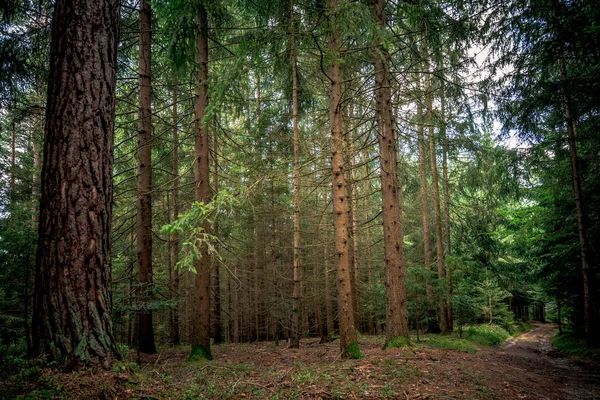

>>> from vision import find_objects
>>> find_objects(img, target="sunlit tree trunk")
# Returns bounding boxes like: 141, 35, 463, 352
212, 120, 223, 345
32, 0, 120, 370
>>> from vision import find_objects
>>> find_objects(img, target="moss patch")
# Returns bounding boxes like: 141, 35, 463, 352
385, 335, 410, 349
188, 345, 213, 361
342, 342, 363, 359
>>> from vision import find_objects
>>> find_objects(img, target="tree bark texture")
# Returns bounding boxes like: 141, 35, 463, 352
371, 0, 409, 344
191, 5, 212, 358
32, 0, 120, 370
136, 0, 156, 355
328, 0, 359, 357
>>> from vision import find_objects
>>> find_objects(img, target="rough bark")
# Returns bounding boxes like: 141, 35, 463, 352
136, 0, 156, 355
32, 0, 120, 370
425, 56, 450, 334
371, 0, 409, 346
191, 5, 212, 359
290, 0, 302, 349
328, 0, 359, 358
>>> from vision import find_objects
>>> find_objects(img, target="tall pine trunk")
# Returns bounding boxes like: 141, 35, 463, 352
371, 0, 409, 346
290, 0, 302, 349
32, 0, 120, 370
136, 0, 156, 354
190, 4, 212, 359
425, 55, 450, 334
328, 0, 359, 358
169, 82, 181, 346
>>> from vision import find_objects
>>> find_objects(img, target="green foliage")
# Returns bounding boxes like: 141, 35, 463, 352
462, 324, 511, 347
161, 190, 238, 274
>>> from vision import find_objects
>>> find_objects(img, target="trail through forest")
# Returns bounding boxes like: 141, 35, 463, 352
9, 323, 600, 399
480, 323, 600, 399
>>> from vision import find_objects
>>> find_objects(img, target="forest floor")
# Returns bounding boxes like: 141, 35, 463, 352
8, 323, 600, 399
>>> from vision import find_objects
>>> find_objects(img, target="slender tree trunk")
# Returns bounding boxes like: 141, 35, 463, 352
346, 104, 360, 330
416, 74, 434, 306
371, 0, 409, 346
322, 190, 335, 338
328, 0, 359, 358
559, 53, 597, 345
136, 0, 156, 355
32, 0, 120, 370
425, 56, 450, 334
169, 83, 181, 346
10, 111, 16, 223
191, 5, 212, 359
212, 120, 223, 344
290, 0, 302, 348
441, 88, 453, 330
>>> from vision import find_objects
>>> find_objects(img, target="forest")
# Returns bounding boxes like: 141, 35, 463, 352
0, 0, 599, 398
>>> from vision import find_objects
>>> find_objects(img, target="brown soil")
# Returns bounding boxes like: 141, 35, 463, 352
9, 323, 600, 399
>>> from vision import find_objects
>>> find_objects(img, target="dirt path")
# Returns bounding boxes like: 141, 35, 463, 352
480, 323, 600, 399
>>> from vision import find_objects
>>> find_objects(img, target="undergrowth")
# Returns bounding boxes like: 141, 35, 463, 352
552, 331, 600, 360
462, 324, 511, 346
423, 336, 479, 353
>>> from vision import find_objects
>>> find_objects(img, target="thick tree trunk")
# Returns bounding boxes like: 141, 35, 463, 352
371, 0, 409, 346
32, 0, 120, 370
136, 0, 156, 355
170, 83, 181, 346
425, 57, 450, 334
191, 5, 212, 359
328, 0, 359, 358
290, 0, 302, 349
